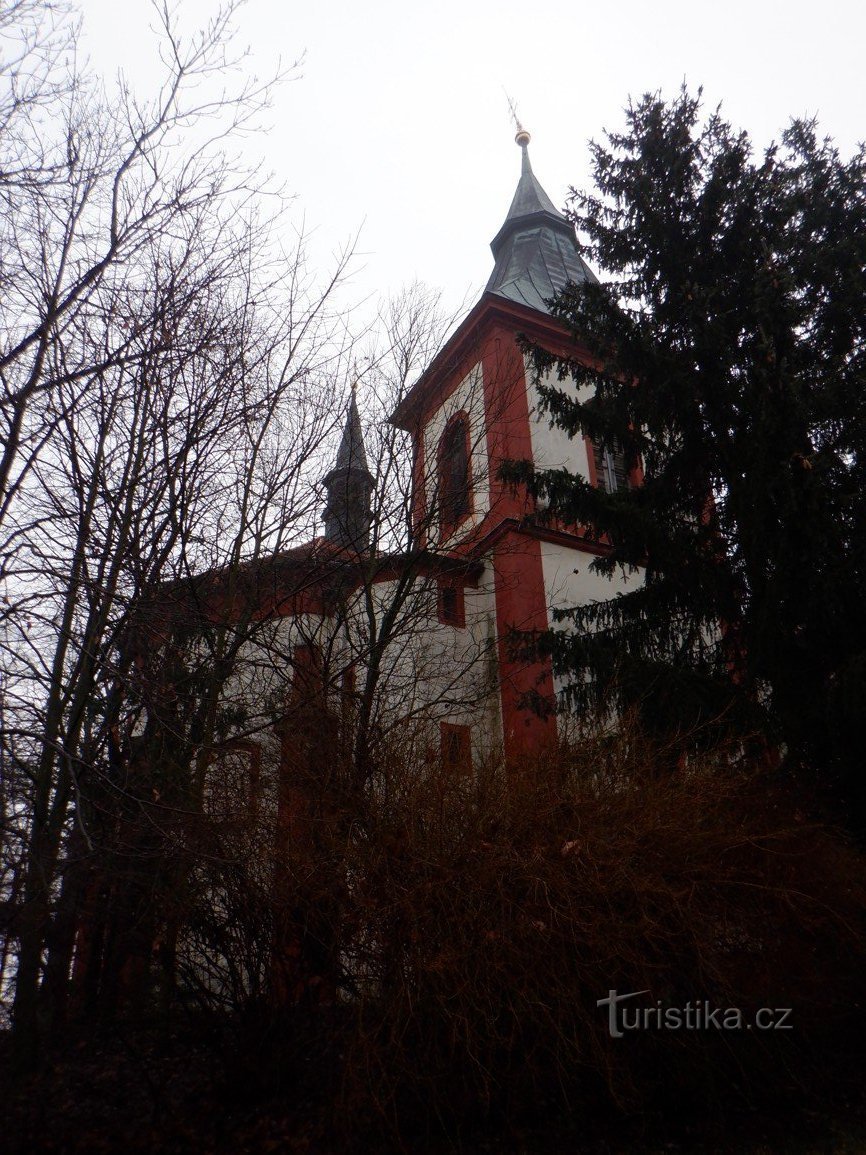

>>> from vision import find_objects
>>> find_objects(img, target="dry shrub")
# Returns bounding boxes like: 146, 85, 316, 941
321, 727, 866, 1143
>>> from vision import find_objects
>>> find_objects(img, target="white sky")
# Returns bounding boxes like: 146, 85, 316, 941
79, 0, 864, 321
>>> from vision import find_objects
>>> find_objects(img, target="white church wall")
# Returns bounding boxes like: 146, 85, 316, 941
461, 563, 504, 760
202, 611, 339, 819
222, 613, 336, 720
539, 540, 644, 701
338, 566, 503, 763
197, 563, 501, 780
526, 360, 595, 484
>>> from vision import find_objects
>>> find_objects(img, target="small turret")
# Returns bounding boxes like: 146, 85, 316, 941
323, 386, 373, 551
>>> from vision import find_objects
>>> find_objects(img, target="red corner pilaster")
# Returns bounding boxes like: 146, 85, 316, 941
492, 530, 556, 761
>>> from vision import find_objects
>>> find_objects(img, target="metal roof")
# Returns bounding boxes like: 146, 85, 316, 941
327, 390, 370, 480
485, 142, 597, 312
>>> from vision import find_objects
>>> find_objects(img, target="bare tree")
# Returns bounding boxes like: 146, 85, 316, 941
0, 0, 288, 534
323, 285, 504, 782
0, 0, 359, 1064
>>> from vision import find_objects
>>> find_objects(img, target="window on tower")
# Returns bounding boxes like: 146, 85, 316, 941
438, 413, 472, 533
437, 578, 466, 627
591, 437, 630, 494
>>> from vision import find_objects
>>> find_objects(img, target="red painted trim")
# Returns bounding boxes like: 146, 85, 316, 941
290, 643, 325, 702
627, 449, 645, 489
391, 292, 598, 431
267, 587, 329, 619
465, 515, 615, 562
480, 319, 538, 527
584, 433, 600, 489
491, 531, 557, 760
363, 552, 484, 587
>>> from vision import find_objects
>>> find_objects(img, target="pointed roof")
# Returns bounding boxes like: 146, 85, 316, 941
326, 387, 370, 481
323, 388, 373, 550
496, 136, 562, 223
485, 131, 597, 314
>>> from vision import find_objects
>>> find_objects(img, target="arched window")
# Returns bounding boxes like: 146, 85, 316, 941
438, 414, 471, 531
204, 742, 260, 822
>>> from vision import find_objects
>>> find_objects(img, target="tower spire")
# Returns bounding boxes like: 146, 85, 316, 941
485, 127, 598, 314
323, 386, 373, 551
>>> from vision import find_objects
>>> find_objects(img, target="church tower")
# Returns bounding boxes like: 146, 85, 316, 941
390, 128, 641, 759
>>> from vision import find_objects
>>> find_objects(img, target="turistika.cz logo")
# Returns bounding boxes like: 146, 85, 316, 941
597, 990, 793, 1038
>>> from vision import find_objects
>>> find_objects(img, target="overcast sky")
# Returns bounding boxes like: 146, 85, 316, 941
78, 0, 864, 320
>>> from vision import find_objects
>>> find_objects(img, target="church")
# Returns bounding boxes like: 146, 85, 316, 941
70, 130, 646, 1010
293, 126, 644, 771
158, 128, 645, 804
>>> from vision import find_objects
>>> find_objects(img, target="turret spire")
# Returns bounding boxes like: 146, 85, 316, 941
323, 387, 373, 551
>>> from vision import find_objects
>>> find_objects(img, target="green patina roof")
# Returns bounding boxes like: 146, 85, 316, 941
485, 140, 597, 313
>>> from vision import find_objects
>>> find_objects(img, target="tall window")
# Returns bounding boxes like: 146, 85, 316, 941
438, 414, 471, 532
204, 742, 260, 821
591, 438, 630, 493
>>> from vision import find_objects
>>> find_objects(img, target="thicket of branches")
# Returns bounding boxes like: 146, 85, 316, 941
0, 0, 502, 1073
7, 728, 866, 1152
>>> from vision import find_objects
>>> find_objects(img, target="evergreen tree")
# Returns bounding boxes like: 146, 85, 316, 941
508, 89, 866, 820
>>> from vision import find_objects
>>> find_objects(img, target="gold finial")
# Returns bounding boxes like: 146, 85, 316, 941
505, 92, 530, 147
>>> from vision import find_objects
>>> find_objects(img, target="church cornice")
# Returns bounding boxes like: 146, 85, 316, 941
390, 292, 592, 432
